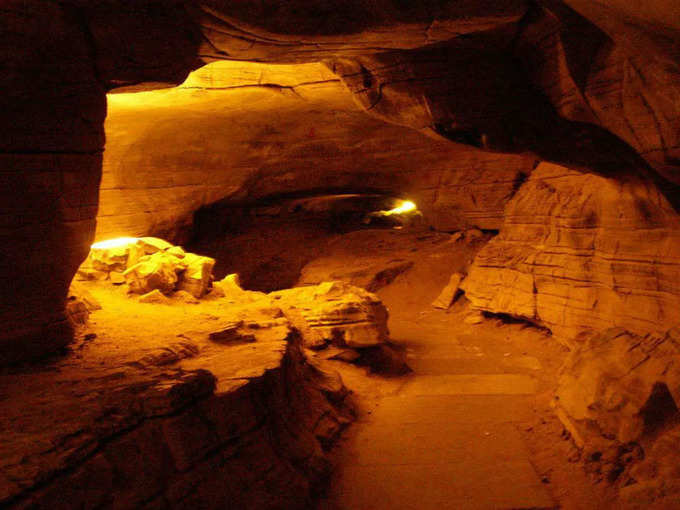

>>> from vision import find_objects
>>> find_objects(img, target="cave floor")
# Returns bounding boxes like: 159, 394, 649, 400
317, 306, 555, 509
307, 229, 615, 509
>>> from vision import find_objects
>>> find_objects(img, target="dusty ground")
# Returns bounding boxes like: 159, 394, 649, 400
196, 219, 618, 508
288, 228, 615, 509
1, 222, 621, 508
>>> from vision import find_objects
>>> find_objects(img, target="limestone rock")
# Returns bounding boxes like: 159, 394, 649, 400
432, 273, 463, 309
555, 327, 680, 445
68, 283, 101, 312
109, 271, 125, 285
271, 281, 389, 349
0, 282, 354, 509
4, 0, 680, 371
464, 312, 484, 325
136, 237, 173, 254
167, 245, 186, 258
208, 322, 256, 345
212, 273, 243, 297
75, 267, 108, 281
462, 163, 680, 344
139, 289, 172, 304
173, 290, 200, 304
90, 244, 130, 272
125, 252, 184, 295
177, 253, 215, 298
66, 298, 89, 326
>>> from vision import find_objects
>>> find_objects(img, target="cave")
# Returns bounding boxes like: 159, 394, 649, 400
1, 1, 680, 509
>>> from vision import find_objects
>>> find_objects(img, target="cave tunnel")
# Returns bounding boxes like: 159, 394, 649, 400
1, 1, 680, 508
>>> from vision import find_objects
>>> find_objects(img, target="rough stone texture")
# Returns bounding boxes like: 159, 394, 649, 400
462, 163, 680, 343
432, 273, 463, 310
0, 1, 105, 364
515, 0, 680, 187
98, 60, 534, 242
554, 326, 680, 506
271, 282, 390, 350
1, 0, 679, 366
556, 327, 680, 445
81, 238, 218, 299
176, 253, 216, 298
0, 284, 354, 509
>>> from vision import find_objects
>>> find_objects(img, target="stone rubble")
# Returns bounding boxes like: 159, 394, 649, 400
271, 281, 389, 350
80, 237, 218, 300
554, 326, 680, 506
432, 272, 463, 309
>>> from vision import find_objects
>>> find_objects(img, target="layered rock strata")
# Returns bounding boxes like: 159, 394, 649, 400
554, 327, 680, 507
99, 60, 535, 242
2, 0, 679, 365
0, 284, 355, 509
462, 163, 680, 344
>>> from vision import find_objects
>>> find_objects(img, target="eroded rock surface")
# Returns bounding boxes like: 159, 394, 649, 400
0, 281, 355, 509
462, 163, 680, 343
79, 237, 218, 300
271, 281, 390, 350
3, 0, 679, 363
554, 327, 680, 507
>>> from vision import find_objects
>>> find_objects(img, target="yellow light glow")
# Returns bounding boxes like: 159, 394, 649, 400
385, 200, 417, 215
91, 237, 139, 250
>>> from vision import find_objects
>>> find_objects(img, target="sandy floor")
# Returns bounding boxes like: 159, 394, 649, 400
294, 228, 618, 509
17, 225, 618, 509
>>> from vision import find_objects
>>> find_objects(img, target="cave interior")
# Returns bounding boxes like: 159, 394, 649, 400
2, 1, 680, 509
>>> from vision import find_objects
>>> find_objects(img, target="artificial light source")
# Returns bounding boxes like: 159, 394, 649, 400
384, 200, 417, 216
91, 237, 139, 250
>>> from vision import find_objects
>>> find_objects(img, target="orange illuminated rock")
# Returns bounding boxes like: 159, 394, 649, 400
138, 289, 172, 304
556, 328, 680, 444
432, 272, 463, 309
462, 163, 680, 344
177, 253, 216, 298
124, 252, 184, 295
271, 281, 389, 349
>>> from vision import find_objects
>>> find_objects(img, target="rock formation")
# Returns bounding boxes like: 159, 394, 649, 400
79, 237, 218, 299
462, 162, 680, 344
2, 0, 679, 362
553, 327, 680, 507
1, 272, 366, 509
272, 281, 390, 350
98, 60, 534, 242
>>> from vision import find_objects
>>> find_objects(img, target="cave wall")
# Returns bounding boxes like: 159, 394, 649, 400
1, 0, 679, 361
462, 162, 680, 344
0, 2, 106, 362
99, 61, 534, 242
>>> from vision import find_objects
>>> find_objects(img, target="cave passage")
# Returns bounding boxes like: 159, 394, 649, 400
2, 2, 680, 509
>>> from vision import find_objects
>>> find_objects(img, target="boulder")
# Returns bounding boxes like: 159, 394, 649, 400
211, 273, 242, 296
167, 245, 186, 258
173, 290, 200, 304
138, 289, 172, 304
136, 237, 174, 254
177, 253, 215, 298
271, 281, 389, 349
555, 327, 680, 445
90, 243, 131, 272
124, 252, 185, 295
109, 271, 125, 285
432, 273, 463, 309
